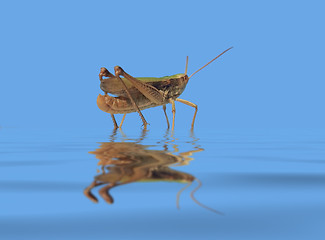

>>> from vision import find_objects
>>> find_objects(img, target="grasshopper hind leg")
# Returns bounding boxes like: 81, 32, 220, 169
114, 66, 148, 128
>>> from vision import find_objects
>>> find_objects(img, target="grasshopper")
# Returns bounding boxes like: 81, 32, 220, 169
97, 47, 233, 130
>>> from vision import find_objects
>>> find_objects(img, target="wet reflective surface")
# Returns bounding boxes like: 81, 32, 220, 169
84, 130, 215, 213
1, 127, 325, 239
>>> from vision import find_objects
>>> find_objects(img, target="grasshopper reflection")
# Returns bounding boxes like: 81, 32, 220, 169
84, 131, 222, 214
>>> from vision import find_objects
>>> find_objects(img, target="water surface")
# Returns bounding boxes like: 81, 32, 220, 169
1, 127, 325, 239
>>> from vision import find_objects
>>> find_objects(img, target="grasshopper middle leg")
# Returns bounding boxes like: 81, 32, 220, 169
169, 99, 176, 131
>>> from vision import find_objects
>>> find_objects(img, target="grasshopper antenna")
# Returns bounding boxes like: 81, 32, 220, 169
185, 56, 189, 75
190, 178, 224, 215
188, 47, 233, 80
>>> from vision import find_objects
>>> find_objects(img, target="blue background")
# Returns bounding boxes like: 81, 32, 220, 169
1, 0, 324, 130
1, 1, 325, 240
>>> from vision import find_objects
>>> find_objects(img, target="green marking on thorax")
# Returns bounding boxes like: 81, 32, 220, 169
135, 73, 185, 82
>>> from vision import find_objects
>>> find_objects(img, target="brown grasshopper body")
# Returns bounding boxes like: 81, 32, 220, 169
97, 74, 189, 114
97, 47, 232, 129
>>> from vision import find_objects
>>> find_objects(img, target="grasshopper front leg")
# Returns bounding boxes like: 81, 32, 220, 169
169, 99, 198, 131
175, 98, 198, 130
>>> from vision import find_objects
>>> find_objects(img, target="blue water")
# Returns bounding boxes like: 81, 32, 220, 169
1, 127, 325, 240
